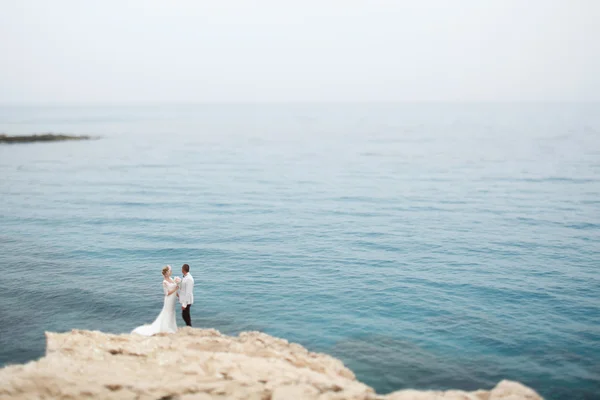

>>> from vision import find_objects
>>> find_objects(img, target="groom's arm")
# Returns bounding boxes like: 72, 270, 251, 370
180, 280, 188, 309
182, 281, 193, 309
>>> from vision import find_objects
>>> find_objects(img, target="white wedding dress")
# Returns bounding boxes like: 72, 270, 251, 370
132, 280, 178, 336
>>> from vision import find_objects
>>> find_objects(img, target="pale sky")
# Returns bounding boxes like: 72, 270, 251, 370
0, 0, 598, 103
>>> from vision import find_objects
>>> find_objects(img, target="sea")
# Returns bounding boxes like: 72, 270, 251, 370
0, 103, 598, 400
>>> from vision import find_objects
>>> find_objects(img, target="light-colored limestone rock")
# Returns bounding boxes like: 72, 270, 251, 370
0, 328, 542, 400
381, 380, 541, 400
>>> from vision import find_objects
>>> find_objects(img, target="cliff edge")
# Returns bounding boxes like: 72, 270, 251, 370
0, 328, 542, 400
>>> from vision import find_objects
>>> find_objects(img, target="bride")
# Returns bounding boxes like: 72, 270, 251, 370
132, 265, 179, 336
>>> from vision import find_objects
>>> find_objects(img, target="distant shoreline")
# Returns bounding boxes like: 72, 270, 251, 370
0, 134, 94, 144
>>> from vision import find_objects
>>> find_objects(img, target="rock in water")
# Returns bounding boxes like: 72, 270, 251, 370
0, 328, 543, 399
0, 134, 92, 143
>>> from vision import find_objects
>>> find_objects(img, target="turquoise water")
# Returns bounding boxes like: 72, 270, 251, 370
0, 104, 598, 399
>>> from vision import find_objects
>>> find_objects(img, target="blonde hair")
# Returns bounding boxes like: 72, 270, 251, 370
162, 266, 170, 276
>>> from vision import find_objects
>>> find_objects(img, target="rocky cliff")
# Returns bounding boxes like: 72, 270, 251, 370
0, 328, 542, 400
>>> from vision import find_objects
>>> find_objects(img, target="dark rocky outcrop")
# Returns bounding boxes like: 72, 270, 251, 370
0, 134, 93, 144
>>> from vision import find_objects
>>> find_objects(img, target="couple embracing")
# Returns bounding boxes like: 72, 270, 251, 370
132, 263, 195, 336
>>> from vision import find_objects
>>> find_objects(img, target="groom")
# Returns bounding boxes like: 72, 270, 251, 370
178, 263, 194, 327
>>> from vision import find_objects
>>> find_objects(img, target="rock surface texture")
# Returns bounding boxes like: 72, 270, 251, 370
0, 328, 542, 400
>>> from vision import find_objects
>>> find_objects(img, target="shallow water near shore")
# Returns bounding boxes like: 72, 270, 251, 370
0, 103, 598, 399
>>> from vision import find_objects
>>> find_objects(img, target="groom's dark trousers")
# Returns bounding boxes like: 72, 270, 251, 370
182, 305, 192, 327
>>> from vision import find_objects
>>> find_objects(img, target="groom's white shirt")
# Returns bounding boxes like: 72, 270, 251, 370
179, 273, 194, 308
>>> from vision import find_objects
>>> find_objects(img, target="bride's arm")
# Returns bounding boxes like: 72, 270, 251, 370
163, 282, 177, 296
167, 286, 178, 296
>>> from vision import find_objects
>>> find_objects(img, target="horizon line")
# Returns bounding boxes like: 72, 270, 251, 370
1, 100, 599, 107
